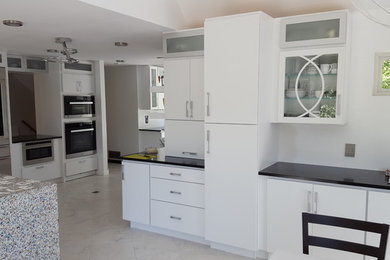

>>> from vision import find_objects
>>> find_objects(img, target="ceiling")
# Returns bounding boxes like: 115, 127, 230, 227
0, 0, 363, 65
0, 0, 172, 65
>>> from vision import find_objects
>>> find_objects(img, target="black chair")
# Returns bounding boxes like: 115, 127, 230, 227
302, 212, 389, 260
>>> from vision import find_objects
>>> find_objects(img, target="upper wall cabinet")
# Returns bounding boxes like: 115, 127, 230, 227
62, 61, 93, 74
7, 55, 48, 72
0, 51, 6, 67
280, 10, 347, 48
163, 28, 204, 58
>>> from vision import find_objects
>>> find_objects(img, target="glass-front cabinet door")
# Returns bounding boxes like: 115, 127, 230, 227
278, 47, 345, 124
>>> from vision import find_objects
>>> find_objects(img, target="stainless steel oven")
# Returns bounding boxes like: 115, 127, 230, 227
23, 140, 54, 166
64, 95, 95, 118
65, 121, 96, 159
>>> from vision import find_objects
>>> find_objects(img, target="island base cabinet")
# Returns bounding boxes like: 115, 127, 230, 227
366, 191, 390, 260
151, 200, 204, 237
122, 162, 150, 225
205, 123, 258, 251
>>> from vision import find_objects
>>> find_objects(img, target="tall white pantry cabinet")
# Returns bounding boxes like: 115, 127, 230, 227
204, 12, 277, 257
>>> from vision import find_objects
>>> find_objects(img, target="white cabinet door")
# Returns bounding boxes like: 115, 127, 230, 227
62, 73, 95, 94
122, 162, 150, 225
366, 191, 390, 260
204, 123, 258, 251
164, 120, 204, 159
190, 57, 204, 120
311, 185, 366, 260
204, 13, 259, 124
0, 51, 6, 67
164, 59, 190, 120
267, 178, 313, 254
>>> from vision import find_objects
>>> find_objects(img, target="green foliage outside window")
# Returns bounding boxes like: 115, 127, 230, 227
382, 60, 390, 89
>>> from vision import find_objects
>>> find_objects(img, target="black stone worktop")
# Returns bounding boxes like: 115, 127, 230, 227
259, 162, 390, 190
12, 135, 62, 144
121, 149, 204, 169
138, 127, 164, 132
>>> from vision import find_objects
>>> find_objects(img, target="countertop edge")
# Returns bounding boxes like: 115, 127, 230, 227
121, 157, 204, 169
12, 135, 62, 144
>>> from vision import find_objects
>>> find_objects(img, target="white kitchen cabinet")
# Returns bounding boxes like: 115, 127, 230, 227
204, 13, 260, 125
62, 73, 95, 94
22, 162, 57, 181
62, 61, 93, 74
25, 57, 47, 72
277, 47, 346, 124
267, 178, 313, 254
366, 191, 390, 260
7, 56, 25, 72
205, 123, 258, 251
280, 10, 347, 48
122, 161, 150, 225
65, 155, 97, 177
310, 185, 366, 260
164, 57, 204, 121
150, 165, 204, 184
164, 120, 204, 159
266, 178, 366, 260
138, 65, 165, 111
163, 28, 204, 58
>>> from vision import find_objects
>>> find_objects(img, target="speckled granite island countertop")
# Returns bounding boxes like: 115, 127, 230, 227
0, 174, 60, 259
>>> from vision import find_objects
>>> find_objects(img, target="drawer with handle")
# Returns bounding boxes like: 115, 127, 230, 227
151, 200, 204, 237
150, 165, 204, 184
22, 162, 57, 181
151, 178, 204, 208
66, 156, 97, 176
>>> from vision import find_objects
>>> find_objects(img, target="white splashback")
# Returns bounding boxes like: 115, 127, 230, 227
138, 109, 165, 129
277, 11, 390, 171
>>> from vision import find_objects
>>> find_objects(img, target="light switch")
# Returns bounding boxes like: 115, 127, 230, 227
345, 143, 355, 157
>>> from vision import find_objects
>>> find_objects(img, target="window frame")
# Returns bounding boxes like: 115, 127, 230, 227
373, 52, 390, 96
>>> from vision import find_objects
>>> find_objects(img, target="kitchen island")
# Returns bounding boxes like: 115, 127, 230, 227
0, 174, 59, 259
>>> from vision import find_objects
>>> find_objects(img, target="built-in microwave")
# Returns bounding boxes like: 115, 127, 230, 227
64, 95, 95, 118
65, 121, 96, 159
23, 140, 54, 166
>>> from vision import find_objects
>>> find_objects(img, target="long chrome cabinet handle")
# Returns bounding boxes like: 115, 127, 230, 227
307, 191, 312, 213
206, 92, 210, 116
190, 101, 193, 118
185, 101, 189, 118
121, 165, 124, 180
206, 130, 210, 154
182, 151, 197, 156
314, 192, 318, 214
169, 190, 182, 195
169, 172, 181, 177
170, 216, 182, 221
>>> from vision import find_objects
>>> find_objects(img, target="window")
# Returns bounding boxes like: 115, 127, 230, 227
374, 53, 390, 95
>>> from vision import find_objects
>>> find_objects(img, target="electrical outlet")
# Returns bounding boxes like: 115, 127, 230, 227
345, 143, 356, 157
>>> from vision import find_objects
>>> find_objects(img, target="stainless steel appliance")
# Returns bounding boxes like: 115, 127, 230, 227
64, 95, 95, 118
0, 68, 11, 175
65, 121, 96, 159
22, 140, 54, 166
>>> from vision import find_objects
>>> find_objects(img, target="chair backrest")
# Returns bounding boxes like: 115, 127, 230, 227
302, 212, 389, 260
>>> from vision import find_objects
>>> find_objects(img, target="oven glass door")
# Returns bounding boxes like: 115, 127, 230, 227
25, 146, 52, 161
65, 122, 96, 157
64, 96, 95, 117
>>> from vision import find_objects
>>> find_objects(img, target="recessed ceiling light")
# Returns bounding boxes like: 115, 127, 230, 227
3, 20, 23, 27
115, 42, 128, 47
115, 59, 125, 63
46, 49, 58, 53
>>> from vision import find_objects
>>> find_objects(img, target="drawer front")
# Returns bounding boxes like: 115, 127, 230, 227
62, 74, 94, 94
22, 162, 58, 181
151, 178, 204, 208
150, 165, 204, 184
66, 156, 97, 176
151, 200, 204, 237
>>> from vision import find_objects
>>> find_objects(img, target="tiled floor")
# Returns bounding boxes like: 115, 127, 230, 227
57, 163, 254, 260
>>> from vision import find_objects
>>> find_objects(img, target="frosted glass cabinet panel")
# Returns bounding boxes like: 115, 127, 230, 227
280, 11, 347, 48
278, 48, 346, 124
163, 28, 204, 57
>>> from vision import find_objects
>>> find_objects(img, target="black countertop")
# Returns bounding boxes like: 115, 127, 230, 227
12, 135, 62, 144
122, 150, 204, 169
259, 162, 390, 190
138, 127, 164, 132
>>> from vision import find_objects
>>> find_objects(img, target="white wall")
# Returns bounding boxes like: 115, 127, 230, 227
277, 11, 390, 171
105, 65, 139, 156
